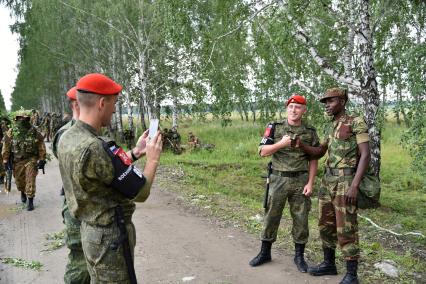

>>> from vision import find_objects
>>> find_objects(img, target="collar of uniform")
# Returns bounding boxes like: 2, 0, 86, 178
75, 120, 99, 136
333, 113, 348, 125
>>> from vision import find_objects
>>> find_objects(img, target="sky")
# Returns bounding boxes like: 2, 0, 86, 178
0, 5, 19, 111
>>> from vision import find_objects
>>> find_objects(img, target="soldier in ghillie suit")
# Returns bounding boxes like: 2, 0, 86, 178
123, 128, 135, 150
300, 88, 370, 284
163, 127, 182, 154
249, 94, 320, 273
0, 115, 11, 185
2, 109, 46, 211
187, 131, 201, 149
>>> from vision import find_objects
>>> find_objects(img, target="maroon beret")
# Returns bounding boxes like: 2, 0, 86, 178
286, 94, 307, 106
76, 73, 122, 96
66, 86, 77, 100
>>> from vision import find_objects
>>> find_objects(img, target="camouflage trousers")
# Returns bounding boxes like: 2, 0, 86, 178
62, 199, 90, 284
81, 220, 136, 283
318, 173, 359, 260
13, 159, 38, 198
0, 146, 5, 177
0, 162, 5, 177
261, 172, 311, 244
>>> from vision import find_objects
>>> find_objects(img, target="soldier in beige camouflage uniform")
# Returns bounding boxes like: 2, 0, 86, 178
58, 73, 163, 283
249, 94, 320, 273
2, 109, 46, 211
304, 88, 370, 284
41, 112, 51, 142
0, 115, 10, 185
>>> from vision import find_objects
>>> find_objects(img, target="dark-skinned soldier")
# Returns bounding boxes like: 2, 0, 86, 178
58, 73, 163, 283
301, 88, 370, 284
249, 94, 320, 273
2, 109, 46, 211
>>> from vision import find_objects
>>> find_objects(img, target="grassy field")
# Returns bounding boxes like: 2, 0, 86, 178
148, 116, 425, 283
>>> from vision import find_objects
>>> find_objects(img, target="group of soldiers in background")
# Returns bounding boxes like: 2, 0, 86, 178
0, 108, 69, 211
162, 127, 215, 154
31, 110, 70, 142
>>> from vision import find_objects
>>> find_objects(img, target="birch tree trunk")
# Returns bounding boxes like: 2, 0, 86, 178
359, 0, 381, 176
172, 95, 179, 128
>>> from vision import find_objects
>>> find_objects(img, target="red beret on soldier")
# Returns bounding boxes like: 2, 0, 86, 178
76, 73, 122, 95
66, 86, 77, 100
286, 93, 307, 106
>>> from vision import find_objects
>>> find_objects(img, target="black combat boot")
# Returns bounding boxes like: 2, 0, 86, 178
27, 198, 34, 211
249, 241, 272, 267
294, 243, 308, 273
340, 260, 359, 284
308, 247, 338, 276
21, 192, 27, 203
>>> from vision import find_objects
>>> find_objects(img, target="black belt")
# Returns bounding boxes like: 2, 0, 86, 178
326, 168, 355, 176
271, 169, 307, 177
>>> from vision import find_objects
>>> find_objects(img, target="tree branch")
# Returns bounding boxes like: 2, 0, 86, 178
358, 214, 425, 238
208, 1, 278, 64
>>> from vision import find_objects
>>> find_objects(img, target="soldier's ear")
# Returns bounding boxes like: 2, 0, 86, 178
98, 97, 106, 109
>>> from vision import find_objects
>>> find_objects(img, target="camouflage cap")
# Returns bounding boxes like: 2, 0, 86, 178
319, 87, 348, 103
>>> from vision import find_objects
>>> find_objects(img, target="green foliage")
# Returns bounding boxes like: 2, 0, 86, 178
0, 90, 6, 111
2, 0, 425, 174
1, 257, 43, 270
42, 230, 65, 252
401, 105, 426, 187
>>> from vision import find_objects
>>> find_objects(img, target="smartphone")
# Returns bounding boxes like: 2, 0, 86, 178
148, 119, 159, 139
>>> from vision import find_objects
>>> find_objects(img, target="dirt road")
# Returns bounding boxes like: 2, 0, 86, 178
0, 144, 339, 284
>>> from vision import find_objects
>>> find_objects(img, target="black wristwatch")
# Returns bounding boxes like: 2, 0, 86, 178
131, 150, 139, 161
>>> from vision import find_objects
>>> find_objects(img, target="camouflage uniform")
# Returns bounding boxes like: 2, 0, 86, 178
50, 113, 63, 138
30, 111, 40, 126
0, 118, 9, 181
319, 114, 369, 260
260, 120, 320, 244
42, 113, 52, 141
2, 124, 46, 199
52, 119, 90, 284
58, 120, 150, 283
163, 127, 182, 154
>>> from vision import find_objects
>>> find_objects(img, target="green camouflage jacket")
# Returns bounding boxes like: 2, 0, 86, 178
52, 119, 76, 159
260, 120, 320, 172
57, 120, 147, 226
324, 113, 369, 169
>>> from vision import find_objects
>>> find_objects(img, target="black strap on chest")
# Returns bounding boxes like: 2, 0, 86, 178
110, 205, 137, 284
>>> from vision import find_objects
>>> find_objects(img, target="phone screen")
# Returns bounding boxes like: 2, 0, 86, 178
148, 119, 159, 139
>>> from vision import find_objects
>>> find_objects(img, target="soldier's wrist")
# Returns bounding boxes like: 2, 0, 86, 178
131, 149, 140, 161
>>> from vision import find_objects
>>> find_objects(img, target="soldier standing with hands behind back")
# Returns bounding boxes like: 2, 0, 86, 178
249, 94, 320, 273
58, 73, 163, 283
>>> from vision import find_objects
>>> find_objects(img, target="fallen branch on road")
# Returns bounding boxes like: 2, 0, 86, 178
358, 214, 425, 238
